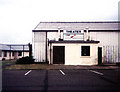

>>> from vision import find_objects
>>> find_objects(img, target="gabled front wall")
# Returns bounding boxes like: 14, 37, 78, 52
50, 43, 98, 65
33, 31, 119, 64
32, 22, 120, 64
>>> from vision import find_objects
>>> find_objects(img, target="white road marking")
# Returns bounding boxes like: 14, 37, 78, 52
59, 70, 65, 75
89, 70, 104, 75
25, 70, 32, 76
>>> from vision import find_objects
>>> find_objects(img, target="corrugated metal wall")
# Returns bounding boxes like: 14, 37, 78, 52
90, 32, 119, 63
119, 32, 120, 62
33, 32, 46, 62
103, 46, 119, 63
47, 32, 58, 40
33, 31, 119, 64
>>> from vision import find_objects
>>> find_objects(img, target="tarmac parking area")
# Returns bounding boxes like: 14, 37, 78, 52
2, 69, 120, 92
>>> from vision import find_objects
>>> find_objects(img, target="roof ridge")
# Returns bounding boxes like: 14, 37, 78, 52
39, 21, 120, 23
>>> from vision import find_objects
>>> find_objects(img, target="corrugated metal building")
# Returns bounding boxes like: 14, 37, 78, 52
32, 21, 120, 65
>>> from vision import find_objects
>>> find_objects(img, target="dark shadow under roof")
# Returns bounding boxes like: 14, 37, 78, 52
0, 44, 29, 51
49, 40, 100, 43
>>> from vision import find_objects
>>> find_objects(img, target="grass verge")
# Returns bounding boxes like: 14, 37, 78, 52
2, 60, 16, 67
3, 64, 120, 70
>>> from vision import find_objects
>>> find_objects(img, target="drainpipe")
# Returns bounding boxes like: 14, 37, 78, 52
23, 45, 24, 57
50, 43, 52, 64
57, 27, 61, 41
10, 45, 11, 60
28, 43, 32, 57
81, 30, 84, 41
86, 27, 89, 41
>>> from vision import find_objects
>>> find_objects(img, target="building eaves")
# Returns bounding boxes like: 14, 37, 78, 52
34, 21, 120, 31
0, 44, 29, 51
49, 40, 100, 43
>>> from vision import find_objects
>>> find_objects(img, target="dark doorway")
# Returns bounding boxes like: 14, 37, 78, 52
98, 47, 102, 65
53, 46, 65, 64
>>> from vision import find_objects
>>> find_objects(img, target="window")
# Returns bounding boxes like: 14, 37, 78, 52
18, 51, 22, 56
81, 46, 90, 56
4, 51, 7, 57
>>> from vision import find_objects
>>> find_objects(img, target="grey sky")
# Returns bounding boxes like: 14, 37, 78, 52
0, 0, 119, 44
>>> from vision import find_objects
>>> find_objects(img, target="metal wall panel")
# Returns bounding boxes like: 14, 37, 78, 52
47, 32, 58, 40
103, 46, 118, 63
33, 32, 46, 62
90, 32, 119, 63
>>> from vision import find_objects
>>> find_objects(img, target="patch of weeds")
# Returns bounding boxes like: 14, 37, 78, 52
16, 56, 35, 64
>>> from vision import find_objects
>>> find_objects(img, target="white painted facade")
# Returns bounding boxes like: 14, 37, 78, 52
49, 43, 98, 65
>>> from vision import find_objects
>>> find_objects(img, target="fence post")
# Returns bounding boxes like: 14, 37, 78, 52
28, 43, 32, 57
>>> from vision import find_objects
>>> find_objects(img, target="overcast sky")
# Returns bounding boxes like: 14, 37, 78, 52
0, 0, 119, 44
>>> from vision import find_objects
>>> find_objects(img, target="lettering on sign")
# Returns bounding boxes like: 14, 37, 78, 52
63, 30, 84, 40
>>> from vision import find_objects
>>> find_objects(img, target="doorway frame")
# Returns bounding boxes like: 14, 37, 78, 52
53, 46, 65, 64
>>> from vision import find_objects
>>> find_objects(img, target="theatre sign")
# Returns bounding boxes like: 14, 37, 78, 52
63, 30, 84, 40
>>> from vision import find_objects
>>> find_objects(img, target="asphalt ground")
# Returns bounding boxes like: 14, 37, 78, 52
2, 69, 120, 92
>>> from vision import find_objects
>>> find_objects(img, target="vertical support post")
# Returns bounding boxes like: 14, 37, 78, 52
106, 46, 107, 63
50, 43, 52, 64
46, 32, 48, 63
103, 46, 105, 62
113, 46, 114, 63
58, 27, 61, 41
86, 27, 89, 41
108, 46, 109, 63
28, 43, 32, 57
10, 45, 11, 60
23, 45, 24, 57
118, 46, 119, 63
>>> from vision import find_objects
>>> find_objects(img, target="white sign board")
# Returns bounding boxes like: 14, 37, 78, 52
63, 30, 84, 40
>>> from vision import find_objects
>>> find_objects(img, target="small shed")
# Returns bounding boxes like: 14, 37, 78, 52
49, 40, 99, 65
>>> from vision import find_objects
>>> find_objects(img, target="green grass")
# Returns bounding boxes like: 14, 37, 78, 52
4, 64, 50, 70
4, 63, 79, 70
2, 60, 119, 70
3, 63, 119, 70
2, 60, 16, 67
